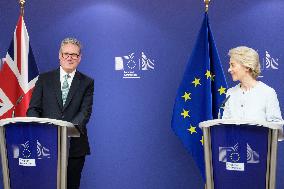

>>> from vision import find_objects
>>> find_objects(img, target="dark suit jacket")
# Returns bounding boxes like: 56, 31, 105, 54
27, 68, 94, 157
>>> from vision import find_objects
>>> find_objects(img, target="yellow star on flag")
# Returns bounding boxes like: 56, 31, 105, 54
205, 70, 212, 79
187, 125, 197, 134
192, 78, 201, 87
181, 109, 190, 119
181, 92, 191, 102
200, 136, 204, 146
218, 86, 226, 95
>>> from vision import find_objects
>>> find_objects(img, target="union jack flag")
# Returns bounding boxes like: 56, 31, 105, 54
0, 16, 39, 119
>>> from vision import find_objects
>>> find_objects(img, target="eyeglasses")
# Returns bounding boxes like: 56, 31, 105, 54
61, 53, 80, 60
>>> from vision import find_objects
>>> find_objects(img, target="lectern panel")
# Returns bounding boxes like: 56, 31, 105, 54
210, 124, 268, 189
5, 122, 58, 189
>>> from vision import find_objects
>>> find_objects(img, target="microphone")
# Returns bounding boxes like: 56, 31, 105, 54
12, 94, 24, 118
218, 95, 230, 119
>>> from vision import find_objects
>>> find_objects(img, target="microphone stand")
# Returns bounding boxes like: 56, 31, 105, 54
218, 95, 230, 119
12, 94, 24, 118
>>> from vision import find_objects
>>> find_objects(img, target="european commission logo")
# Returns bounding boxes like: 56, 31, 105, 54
115, 52, 155, 79
219, 143, 259, 171
263, 51, 279, 70
11, 140, 51, 167
258, 50, 280, 78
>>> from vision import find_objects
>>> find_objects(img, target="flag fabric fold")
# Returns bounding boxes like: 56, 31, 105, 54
0, 15, 39, 119
171, 13, 228, 182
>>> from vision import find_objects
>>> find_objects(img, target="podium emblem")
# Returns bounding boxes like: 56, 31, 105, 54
219, 143, 260, 171
11, 140, 51, 167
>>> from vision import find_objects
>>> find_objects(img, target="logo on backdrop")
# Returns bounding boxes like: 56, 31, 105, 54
263, 51, 279, 70
219, 143, 259, 171
115, 52, 155, 79
12, 140, 51, 167
259, 51, 280, 78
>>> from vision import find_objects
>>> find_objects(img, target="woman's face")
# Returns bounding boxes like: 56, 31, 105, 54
228, 58, 249, 82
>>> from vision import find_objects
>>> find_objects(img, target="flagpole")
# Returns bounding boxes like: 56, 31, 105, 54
204, 0, 210, 12
204, 2, 211, 189
19, 0, 25, 16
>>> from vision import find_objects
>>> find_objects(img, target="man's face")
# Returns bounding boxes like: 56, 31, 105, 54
59, 43, 81, 73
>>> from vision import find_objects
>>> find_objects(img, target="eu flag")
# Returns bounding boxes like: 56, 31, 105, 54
171, 13, 228, 182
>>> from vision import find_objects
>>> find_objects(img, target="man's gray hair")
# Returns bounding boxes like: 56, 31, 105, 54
59, 37, 82, 54
228, 46, 261, 79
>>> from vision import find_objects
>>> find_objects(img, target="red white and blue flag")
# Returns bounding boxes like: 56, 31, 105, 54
0, 16, 39, 119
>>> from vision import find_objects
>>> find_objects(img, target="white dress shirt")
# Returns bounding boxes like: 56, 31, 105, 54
222, 81, 283, 122
60, 66, 76, 90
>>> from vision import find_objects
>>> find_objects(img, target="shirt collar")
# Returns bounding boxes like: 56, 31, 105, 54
60, 66, 76, 79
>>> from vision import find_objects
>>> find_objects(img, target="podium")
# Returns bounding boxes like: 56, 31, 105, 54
0, 117, 79, 189
199, 119, 284, 189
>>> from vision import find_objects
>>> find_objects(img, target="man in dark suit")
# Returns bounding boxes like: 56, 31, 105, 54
27, 37, 94, 189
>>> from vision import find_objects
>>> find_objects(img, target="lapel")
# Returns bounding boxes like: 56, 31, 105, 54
52, 69, 64, 110
62, 71, 81, 111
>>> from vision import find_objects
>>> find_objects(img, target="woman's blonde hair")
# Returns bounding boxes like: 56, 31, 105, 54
228, 46, 261, 79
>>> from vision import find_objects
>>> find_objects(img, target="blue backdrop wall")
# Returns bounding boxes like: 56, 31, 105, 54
0, 0, 283, 189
